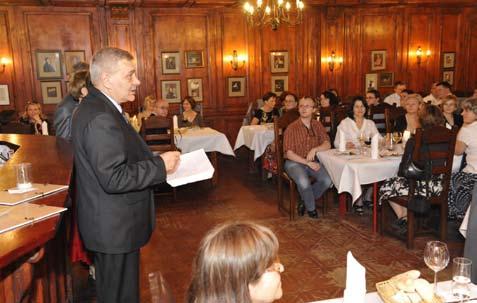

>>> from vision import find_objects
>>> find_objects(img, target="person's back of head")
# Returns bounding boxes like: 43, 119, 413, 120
188, 221, 282, 303
418, 103, 445, 129
69, 71, 90, 100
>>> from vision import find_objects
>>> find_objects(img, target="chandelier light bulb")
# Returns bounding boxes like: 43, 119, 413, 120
285, 2, 291, 10
256, 0, 263, 7
277, 0, 284, 6
265, 6, 271, 14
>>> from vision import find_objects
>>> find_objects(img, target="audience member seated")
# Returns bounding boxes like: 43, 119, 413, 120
440, 94, 463, 129
436, 81, 452, 100
178, 96, 202, 128
384, 81, 406, 107
137, 95, 158, 125
328, 88, 341, 104
154, 99, 169, 118
187, 221, 284, 303
449, 97, 477, 220
251, 92, 279, 125
319, 90, 339, 110
365, 89, 381, 108
400, 89, 414, 104
55, 70, 90, 140
473, 88, 477, 98
19, 101, 50, 135
423, 82, 439, 105
393, 94, 422, 133
379, 104, 446, 234
277, 92, 299, 129
283, 97, 332, 219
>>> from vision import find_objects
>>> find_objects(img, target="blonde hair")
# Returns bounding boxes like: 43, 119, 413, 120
404, 93, 423, 106
187, 221, 279, 303
143, 95, 157, 111
22, 101, 44, 121
90, 47, 134, 85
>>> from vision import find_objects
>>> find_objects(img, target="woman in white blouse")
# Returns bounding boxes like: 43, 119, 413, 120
334, 96, 380, 214
334, 96, 380, 149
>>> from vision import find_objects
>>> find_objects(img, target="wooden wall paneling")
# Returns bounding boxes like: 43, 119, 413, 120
299, 8, 320, 97
465, 8, 477, 90
245, 19, 262, 106
342, 8, 359, 99
439, 10, 460, 90
0, 10, 15, 111
321, 7, 344, 96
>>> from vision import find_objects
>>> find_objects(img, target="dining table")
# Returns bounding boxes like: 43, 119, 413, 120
316, 147, 463, 233
234, 124, 274, 161
174, 127, 234, 186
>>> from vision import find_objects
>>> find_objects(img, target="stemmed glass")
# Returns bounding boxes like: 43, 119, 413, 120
424, 241, 450, 296
452, 257, 472, 302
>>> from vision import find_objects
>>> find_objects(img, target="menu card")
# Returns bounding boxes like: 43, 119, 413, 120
166, 149, 214, 187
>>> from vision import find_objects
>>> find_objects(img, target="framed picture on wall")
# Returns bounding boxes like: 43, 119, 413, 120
64, 50, 86, 76
365, 73, 378, 90
35, 50, 62, 79
442, 52, 455, 69
271, 75, 288, 95
161, 52, 181, 74
40, 81, 63, 104
378, 72, 394, 87
227, 77, 246, 97
442, 70, 454, 85
0, 84, 10, 105
185, 50, 204, 68
187, 78, 203, 101
270, 51, 289, 73
371, 50, 386, 71
161, 80, 181, 103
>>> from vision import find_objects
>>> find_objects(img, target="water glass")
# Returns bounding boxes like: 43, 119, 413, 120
16, 162, 32, 189
452, 257, 472, 302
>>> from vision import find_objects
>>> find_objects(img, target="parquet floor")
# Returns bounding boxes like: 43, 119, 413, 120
74, 150, 465, 303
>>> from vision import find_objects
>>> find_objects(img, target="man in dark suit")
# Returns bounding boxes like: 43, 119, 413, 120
464, 183, 477, 283
72, 47, 180, 303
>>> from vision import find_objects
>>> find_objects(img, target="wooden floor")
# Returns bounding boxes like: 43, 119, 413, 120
74, 149, 465, 303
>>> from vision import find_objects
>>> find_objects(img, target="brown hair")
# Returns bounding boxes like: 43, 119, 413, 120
143, 95, 157, 111
21, 101, 45, 121
419, 103, 445, 129
461, 97, 477, 116
69, 71, 90, 100
187, 221, 279, 303
182, 96, 197, 111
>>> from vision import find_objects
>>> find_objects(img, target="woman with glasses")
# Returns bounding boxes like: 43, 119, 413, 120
20, 101, 50, 135
187, 221, 284, 303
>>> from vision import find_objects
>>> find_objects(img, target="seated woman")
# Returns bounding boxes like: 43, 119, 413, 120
19, 101, 50, 135
187, 221, 284, 303
136, 95, 158, 126
319, 90, 339, 110
379, 104, 446, 234
440, 94, 463, 129
178, 96, 202, 128
251, 92, 279, 125
449, 97, 477, 220
393, 94, 422, 133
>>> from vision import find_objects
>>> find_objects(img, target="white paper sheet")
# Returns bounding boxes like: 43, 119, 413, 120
166, 149, 215, 187
0, 203, 67, 234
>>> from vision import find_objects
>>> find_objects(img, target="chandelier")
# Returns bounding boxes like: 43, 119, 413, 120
243, 0, 304, 31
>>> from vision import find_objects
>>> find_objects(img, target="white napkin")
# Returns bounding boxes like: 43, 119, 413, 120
338, 130, 346, 152
402, 130, 411, 145
371, 134, 380, 159
41, 121, 49, 135
460, 205, 470, 238
343, 251, 366, 303
173, 115, 179, 130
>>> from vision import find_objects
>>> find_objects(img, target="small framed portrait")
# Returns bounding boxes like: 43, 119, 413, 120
64, 50, 86, 76
0, 84, 10, 105
187, 78, 203, 101
378, 72, 394, 87
161, 80, 181, 103
35, 50, 62, 79
271, 75, 288, 95
371, 50, 386, 71
365, 73, 378, 90
227, 77, 246, 97
40, 81, 63, 104
161, 52, 181, 74
442, 52, 456, 69
442, 70, 454, 85
270, 51, 289, 73
185, 50, 204, 68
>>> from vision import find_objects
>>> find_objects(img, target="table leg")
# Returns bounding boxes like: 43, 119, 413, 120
209, 151, 218, 187
373, 182, 378, 233
248, 149, 255, 173
339, 193, 347, 217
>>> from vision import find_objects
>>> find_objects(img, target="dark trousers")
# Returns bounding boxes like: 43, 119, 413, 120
94, 250, 140, 303
464, 183, 477, 283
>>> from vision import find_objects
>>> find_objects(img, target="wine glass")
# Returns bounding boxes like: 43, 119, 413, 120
392, 131, 402, 144
452, 257, 472, 302
424, 241, 450, 296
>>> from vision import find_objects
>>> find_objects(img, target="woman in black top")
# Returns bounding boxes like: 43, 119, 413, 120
440, 95, 463, 129
393, 94, 422, 133
251, 92, 279, 125
19, 101, 50, 135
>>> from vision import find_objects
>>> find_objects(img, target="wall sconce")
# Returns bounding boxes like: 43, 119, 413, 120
324, 51, 343, 72
0, 57, 11, 73
416, 46, 431, 65
225, 50, 247, 71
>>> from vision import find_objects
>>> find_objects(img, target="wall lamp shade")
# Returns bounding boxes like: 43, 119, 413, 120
225, 50, 247, 71
0, 57, 11, 73
323, 51, 343, 72
416, 46, 431, 65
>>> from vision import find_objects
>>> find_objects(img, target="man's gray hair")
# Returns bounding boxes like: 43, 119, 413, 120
90, 47, 134, 86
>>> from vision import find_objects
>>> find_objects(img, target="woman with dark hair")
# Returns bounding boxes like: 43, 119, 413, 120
251, 92, 279, 125
319, 90, 339, 109
179, 96, 202, 127
187, 221, 284, 303
379, 104, 446, 234
20, 101, 50, 135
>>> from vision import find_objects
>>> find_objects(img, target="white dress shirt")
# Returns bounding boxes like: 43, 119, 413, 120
423, 94, 439, 105
334, 117, 380, 148
383, 93, 401, 107
457, 121, 477, 174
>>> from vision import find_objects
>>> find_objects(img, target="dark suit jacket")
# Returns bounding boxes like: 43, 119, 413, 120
464, 183, 477, 283
54, 94, 78, 141
72, 86, 166, 254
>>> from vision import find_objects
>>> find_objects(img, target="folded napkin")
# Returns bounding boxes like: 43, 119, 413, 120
338, 130, 346, 152
402, 130, 411, 145
173, 115, 179, 130
343, 251, 366, 303
371, 134, 380, 159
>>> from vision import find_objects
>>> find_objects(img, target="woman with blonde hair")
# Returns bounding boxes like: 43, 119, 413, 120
187, 221, 284, 303
20, 101, 49, 135
393, 93, 423, 133
137, 95, 158, 122
439, 94, 463, 129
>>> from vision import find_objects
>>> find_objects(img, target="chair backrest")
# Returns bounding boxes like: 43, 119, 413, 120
329, 106, 348, 143
242, 102, 254, 125
319, 107, 333, 134
384, 107, 406, 133
140, 116, 176, 153
274, 118, 285, 177
0, 122, 34, 134
368, 103, 389, 134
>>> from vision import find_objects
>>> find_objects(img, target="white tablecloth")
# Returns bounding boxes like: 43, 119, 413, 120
174, 127, 235, 156
234, 124, 274, 160
310, 280, 477, 302
317, 149, 463, 203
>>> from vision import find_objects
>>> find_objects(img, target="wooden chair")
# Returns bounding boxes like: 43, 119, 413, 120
329, 106, 348, 144
379, 126, 457, 249
0, 122, 34, 134
384, 106, 406, 133
368, 103, 389, 134
274, 118, 326, 220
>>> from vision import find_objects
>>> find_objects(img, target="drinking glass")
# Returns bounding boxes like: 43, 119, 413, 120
452, 257, 472, 302
15, 162, 32, 189
424, 241, 450, 295
392, 131, 402, 144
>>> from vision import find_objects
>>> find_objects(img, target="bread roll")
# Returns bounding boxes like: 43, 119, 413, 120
414, 278, 434, 302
